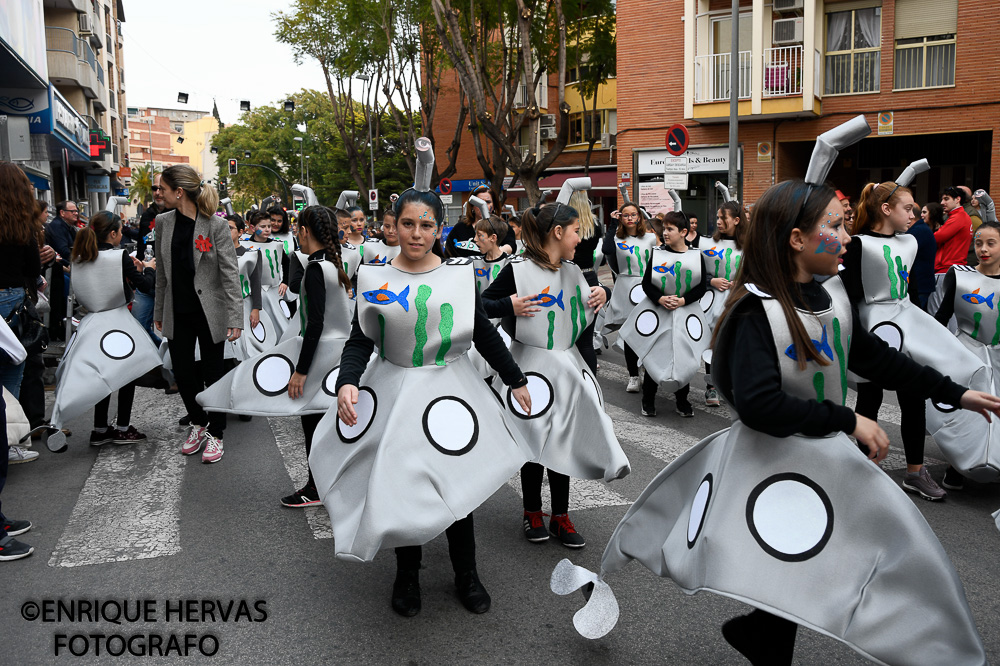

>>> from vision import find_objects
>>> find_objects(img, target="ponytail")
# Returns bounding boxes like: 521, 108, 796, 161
71, 211, 120, 263
161, 164, 217, 218
521, 203, 579, 271
196, 185, 220, 219
854, 181, 911, 235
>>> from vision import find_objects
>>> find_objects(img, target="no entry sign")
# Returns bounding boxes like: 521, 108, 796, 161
439, 178, 452, 194
665, 124, 690, 156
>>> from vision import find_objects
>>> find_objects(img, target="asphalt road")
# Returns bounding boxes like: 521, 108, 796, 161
3, 342, 1000, 665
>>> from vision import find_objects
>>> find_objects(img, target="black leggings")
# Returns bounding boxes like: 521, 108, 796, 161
94, 382, 136, 429
395, 513, 476, 573
855, 383, 925, 466
521, 462, 570, 516
624, 343, 640, 376
301, 413, 321, 488
169, 308, 227, 438
643, 377, 690, 402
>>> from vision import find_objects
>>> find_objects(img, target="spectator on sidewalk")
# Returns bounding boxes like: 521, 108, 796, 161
935, 187, 973, 273
907, 202, 937, 310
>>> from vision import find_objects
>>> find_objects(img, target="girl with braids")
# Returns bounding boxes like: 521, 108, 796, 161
43, 212, 159, 452
198, 206, 353, 505
841, 181, 990, 500
310, 186, 533, 618
599, 201, 657, 392
483, 203, 627, 549
553, 179, 998, 665
700, 200, 747, 406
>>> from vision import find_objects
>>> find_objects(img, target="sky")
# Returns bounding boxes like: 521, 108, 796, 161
121, 1, 360, 124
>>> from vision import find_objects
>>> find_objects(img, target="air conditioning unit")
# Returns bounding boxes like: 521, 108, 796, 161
540, 114, 556, 128
601, 133, 617, 149
773, 17, 804, 44
78, 12, 93, 35
772, 0, 802, 11
539, 126, 558, 141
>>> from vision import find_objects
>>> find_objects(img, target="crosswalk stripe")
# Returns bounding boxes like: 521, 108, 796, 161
48, 388, 186, 567
268, 416, 332, 540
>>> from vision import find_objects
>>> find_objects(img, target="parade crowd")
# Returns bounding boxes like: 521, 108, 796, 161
3, 120, 1000, 664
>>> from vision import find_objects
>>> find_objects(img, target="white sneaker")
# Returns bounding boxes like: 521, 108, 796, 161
8, 446, 39, 464
626, 376, 641, 393
705, 388, 721, 406
202, 434, 223, 464
181, 425, 207, 455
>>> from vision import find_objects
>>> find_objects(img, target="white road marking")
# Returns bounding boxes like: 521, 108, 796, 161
268, 416, 332, 539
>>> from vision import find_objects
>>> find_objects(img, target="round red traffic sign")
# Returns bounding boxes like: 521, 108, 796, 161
439, 178, 452, 195
665, 124, 690, 156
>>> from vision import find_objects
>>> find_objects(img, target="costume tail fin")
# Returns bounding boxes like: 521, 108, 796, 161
398, 285, 410, 312
988, 292, 996, 310
555, 290, 565, 311
550, 559, 619, 639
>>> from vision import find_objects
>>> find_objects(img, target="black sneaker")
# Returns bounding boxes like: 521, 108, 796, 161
675, 398, 694, 418
549, 514, 586, 548
238, 414, 253, 422
113, 425, 147, 444
280, 486, 321, 508
641, 400, 656, 417
942, 467, 965, 491
2, 519, 31, 537
178, 414, 192, 426
522, 510, 549, 542
454, 569, 491, 614
391, 569, 421, 617
90, 427, 116, 446
0, 535, 34, 561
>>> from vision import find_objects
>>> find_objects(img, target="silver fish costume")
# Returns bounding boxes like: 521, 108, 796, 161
340, 242, 362, 280
308, 259, 533, 562
617, 248, 709, 390
45, 250, 162, 452
498, 257, 629, 482
927, 265, 1000, 481
361, 239, 401, 266
232, 247, 278, 361
196, 256, 352, 416
242, 238, 295, 337
698, 236, 742, 328
599, 232, 657, 335
472, 253, 510, 294
551, 279, 988, 665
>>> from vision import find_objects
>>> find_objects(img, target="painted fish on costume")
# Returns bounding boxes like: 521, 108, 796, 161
703, 247, 725, 258
371, 255, 386, 265
652, 262, 677, 276
362, 283, 410, 312
784, 324, 834, 362
475, 267, 489, 278
455, 240, 479, 251
962, 288, 995, 309
616, 242, 636, 254
537, 286, 565, 311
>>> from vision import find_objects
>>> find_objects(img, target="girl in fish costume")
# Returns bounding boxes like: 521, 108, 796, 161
240, 214, 294, 337
467, 215, 513, 380
483, 203, 628, 549
227, 215, 278, 361
550, 177, 999, 666
360, 216, 401, 267
930, 221, 1000, 486
841, 181, 990, 500
309, 180, 534, 618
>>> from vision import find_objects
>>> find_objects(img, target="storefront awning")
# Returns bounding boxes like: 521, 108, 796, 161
24, 171, 50, 191
506, 169, 618, 194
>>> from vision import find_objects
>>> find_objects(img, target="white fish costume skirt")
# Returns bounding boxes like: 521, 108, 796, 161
46, 250, 162, 450
361, 239, 401, 266
698, 236, 743, 330
924, 266, 1000, 481
618, 248, 709, 390
850, 236, 992, 476
308, 259, 533, 562
502, 258, 629, 482
552, 282, 988, 665
233, 249, 278, 361
599, 233, 657, 335
340, 242, 362, 281
196, 259, 352, 417
241, 238, 294, 337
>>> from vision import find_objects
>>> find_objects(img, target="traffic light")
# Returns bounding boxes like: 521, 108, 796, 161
228, 159, 238, 175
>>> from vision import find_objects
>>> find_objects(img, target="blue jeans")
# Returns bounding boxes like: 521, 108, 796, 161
131, 289, 160, 345
0, 288, 26, 398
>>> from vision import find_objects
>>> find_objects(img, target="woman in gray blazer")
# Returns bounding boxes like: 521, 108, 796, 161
153, 165, 242, 464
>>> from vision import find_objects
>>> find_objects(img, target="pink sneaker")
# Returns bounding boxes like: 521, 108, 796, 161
201, 434, 223, 464
181, 425, 206, 455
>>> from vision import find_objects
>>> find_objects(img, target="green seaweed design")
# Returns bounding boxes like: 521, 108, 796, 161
570, 290, 580, 344
546, 311, 556, 350
812, 372, 825, 402
992, 309, 1000, 346
882, 245, 909, 300
674, 261, 692, 296
265, 249, 276, 279
240, 275, 250, 299
832, 316, 848, 405
412, 285, 432, 366
972, 311, 982, 341
576, 285, 587, 341
436, 304, 454, 366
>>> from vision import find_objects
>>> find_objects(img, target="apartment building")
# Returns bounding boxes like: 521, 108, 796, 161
616, 0, 998, 230
125, 107, 191, 172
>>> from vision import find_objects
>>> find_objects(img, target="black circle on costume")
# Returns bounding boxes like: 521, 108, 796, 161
489, 383, 504, 405
745, 472, 834, 563
582, 368, 603, 408
932, 400, 959, 413
870, 321, 904, 351
337, 387, 378, 443
252, 322, 266, 343
686, 314, 703, 341
508, 371, 554, 420
100, 330, 135, 360
700, 289, 715, 313
634, 309, 660, 337
422, 396, 479, 456
629, 283, 644, 305
279, 300, 292, 319
321, 367, 340, 397
252, 354, 295, 396
687, 473, 713, 549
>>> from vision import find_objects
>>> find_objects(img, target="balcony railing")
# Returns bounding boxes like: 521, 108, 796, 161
694, 51, 751, 103
763, 46, 803, 97
824, 50, 879, 95
45, 26, 99, 98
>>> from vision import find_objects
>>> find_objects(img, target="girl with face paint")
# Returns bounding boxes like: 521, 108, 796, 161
309, 188, 534, 619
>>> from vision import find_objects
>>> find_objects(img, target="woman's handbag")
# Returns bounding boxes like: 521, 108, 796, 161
5, 298, 48, 355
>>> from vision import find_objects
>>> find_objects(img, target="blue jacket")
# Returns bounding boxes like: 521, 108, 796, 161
906, 219, 937, 296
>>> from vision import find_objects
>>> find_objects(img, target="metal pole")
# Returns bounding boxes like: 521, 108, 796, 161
727, 0, 739, 200
366, 79, 375, 193
300, 145, 304, 185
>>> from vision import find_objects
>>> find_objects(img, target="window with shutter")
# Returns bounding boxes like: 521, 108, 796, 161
893, 0, 956, 90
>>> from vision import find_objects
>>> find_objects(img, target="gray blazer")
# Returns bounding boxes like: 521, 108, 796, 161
153, 209, 242, 343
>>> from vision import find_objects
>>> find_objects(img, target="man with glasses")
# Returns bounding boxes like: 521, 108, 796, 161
44, 202, 80, 341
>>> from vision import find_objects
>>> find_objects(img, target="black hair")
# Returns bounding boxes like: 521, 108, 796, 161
266, 206, 290, 234
298, 206, 351, 292
663, 211, 690, 233
943, 186, 967, 205
521, 203, 579, 270
345, 206, 364, 216
227, 214, 246, 233
394, 189, 446, 258
56, 200, 75, 215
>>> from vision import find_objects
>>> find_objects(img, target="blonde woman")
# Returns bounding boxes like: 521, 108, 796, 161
153, 165, 242, 464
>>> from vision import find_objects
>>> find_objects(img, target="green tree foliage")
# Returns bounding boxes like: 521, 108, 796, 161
570, 1, 617, 174
130, 163, 154, 206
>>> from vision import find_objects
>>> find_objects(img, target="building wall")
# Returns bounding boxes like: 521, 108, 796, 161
174, 115, 220, 182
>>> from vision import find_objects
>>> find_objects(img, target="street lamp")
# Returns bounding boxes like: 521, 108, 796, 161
356, 73, 376, 194
293, 136, 304, 185
306, 155, 311, 188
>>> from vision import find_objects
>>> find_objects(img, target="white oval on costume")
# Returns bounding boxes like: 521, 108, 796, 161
323, 368, 340, 396
687, 477, 712, 544
700, 289, 715, 313
425, 398, 477, 453
254, 355, 293, 394
279, 300, 292, 319
100, 331, 135, 359
340, 388, 376, 440
686, 314, 703, 340
513, 374, 552, 417
252, 321, 266, 343
629, 284, 644, 305
871, 322, 902, 351
635, 310, 659, 336
751, 479, 829, 556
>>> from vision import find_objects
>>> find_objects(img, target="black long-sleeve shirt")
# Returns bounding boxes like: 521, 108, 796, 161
481, 262, 611, 363
171, 212, 199, 314
640, 246, 708, 305
234, 245, 263, 311
573, 223, 604, 273
717, 280, 967, 438
336, 283, 527, 390
839, 229, 897, 303
933, 267, 1000, 325
44, 218, 76, 267
295, 249, 331, 375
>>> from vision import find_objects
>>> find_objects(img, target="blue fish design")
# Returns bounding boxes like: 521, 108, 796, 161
703, 246, 724, 258
963, 288, 995, 309
898, 268, 909, 281
371, 254, 387, 265
652, 262, 676, 276
537, 286, 565, 311
616, 242, 636, 254
362, 283, 410, 312
784, 325, 834, 362
475, 267, 489, 278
